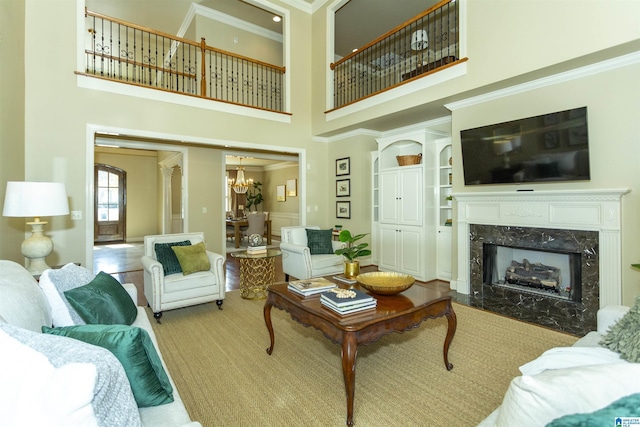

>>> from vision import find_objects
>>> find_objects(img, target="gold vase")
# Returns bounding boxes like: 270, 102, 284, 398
344, 260, 360, 279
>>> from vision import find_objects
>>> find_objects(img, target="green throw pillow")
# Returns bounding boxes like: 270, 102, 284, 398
172, 241, 211, 275
63, 271, 137, 325
42, 324, 174, 408
599, 296, 640, 362
306, 228, 334, 255
154, 240, 191, 275
546, 392, 640, 426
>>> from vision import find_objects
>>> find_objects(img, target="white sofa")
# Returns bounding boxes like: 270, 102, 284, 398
280, 226, 345, 281
478, 304, 638, 426
0, 260, 200, 427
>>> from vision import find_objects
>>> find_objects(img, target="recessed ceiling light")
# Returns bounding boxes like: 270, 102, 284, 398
273, 16, 281, 22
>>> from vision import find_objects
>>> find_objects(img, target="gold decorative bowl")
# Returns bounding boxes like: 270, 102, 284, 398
356, 272, 415, 295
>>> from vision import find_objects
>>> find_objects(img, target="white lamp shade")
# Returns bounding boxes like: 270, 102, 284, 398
493, 140, 514, 155
411, 30, 428, 50
3, 181, 70, 218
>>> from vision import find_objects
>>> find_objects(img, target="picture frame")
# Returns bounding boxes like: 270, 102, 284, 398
276, 185, 286, 202
286, 179, 297, 197
336, 179, 350, 197
335, 157, 350, 176
336, 201, 351, 219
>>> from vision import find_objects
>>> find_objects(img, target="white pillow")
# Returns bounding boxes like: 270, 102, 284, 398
0, 323, 141, 427
39, 263, 95, 326
496, 362, 640, 427
519, 346, 624, 376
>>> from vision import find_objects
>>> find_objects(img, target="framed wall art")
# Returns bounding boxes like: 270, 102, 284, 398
335, 157, 350, 176
336, 179, 350, 197
336, 201, 351, 219
276, 185, 286, 201
286, 179, 297, 197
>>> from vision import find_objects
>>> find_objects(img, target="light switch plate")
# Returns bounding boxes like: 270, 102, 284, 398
71, 211, 82, 220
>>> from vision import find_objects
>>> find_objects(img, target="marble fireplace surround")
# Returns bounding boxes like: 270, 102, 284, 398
453, 189, 629, 308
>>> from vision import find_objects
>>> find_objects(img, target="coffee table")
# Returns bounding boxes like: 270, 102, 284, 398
231, 249, 282, 299
263, 282, 456, 426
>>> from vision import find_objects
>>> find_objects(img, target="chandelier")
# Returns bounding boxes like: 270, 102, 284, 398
231, 157, 249, 194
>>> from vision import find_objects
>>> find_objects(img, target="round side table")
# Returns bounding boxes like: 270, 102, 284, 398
231, 249, 282, 300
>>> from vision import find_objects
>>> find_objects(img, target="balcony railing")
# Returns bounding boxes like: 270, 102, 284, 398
330, 0, 462, 110
80, 9, 286, 113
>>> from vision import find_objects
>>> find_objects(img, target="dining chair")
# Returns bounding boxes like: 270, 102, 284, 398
242, 212, 266, 243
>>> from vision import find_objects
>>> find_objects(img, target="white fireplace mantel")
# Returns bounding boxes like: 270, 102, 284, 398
452, 188, 630, 307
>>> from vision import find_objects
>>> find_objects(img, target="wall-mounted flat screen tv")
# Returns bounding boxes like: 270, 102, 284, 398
460, 107, 590, 185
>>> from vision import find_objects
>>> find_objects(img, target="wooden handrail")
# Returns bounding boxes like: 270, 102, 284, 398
86, 8, 200, 48
203, 44, 286, 73
86, 8, 285, 73
331, 0, 454, 70
85, 50, 197, 79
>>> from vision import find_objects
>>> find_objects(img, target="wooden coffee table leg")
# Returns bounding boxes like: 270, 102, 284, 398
443, 302, 457, 371
264, 301, 275, 355
341, 332, 358, 426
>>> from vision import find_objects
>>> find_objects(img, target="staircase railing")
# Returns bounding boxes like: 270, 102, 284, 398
80, 8, 286, 113
330, 0, 462, 110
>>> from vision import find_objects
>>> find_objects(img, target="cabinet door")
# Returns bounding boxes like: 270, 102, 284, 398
399, 168, 422, 225
437, 227, 452, 280
398, 227, 423, 277
380, 171, 399, 223
378, 225, 399, 270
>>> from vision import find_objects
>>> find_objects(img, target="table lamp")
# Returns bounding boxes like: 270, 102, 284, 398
3, 181, 70, 275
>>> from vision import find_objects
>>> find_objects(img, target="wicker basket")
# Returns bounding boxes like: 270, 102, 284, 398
396, 153, 422, 166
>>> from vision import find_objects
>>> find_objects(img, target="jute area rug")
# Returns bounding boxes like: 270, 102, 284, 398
149, 290, 577, 427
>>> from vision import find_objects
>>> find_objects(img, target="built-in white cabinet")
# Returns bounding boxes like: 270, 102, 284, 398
374, 131, 437, 282
370, 151, 379, 265
436, 139, 452, 280
378, 225, 423, 278
380, 166, 422, 226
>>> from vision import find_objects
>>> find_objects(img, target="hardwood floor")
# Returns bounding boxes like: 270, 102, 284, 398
106, 248, 454, 306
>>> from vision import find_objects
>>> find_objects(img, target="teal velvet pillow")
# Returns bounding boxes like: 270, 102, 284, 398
63, 271, 137, 325
600, 296, 640, 362
546, 392, 640, 426
42, 324, 174, 408
306, 229, 334, 255
155, 240, 191, 275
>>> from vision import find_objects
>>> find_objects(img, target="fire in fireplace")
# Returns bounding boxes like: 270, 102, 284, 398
483, 244, 582, 303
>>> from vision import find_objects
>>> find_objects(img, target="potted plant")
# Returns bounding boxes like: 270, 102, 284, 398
245, 181, 263, 212
334, 230, 372, 278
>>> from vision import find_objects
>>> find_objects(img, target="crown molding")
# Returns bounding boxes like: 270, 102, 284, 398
445, 51, 640, 111
277, 0, 328, 14
313, 115, 451, 143
189, 3, 282, 43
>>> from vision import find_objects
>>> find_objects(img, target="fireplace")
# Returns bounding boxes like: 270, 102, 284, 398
470, 224, 598, 335
484, 244, 582, 302
452, 189, 628, 336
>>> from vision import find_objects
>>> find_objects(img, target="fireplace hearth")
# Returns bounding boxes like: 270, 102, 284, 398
471, 224, 598, 335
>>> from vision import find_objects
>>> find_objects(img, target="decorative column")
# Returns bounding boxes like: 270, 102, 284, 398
160, 166, 174, 234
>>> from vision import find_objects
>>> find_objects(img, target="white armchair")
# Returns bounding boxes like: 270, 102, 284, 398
141, 232, 225, 323
280, 226, 345, 281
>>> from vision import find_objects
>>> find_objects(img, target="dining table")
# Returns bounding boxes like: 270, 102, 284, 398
226, 219, 272, 249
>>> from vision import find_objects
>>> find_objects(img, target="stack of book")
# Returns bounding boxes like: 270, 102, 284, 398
320, 288, 376, 315
287, 277, 336, 296
332, 274, 357, 285
247, 245, 267, 255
